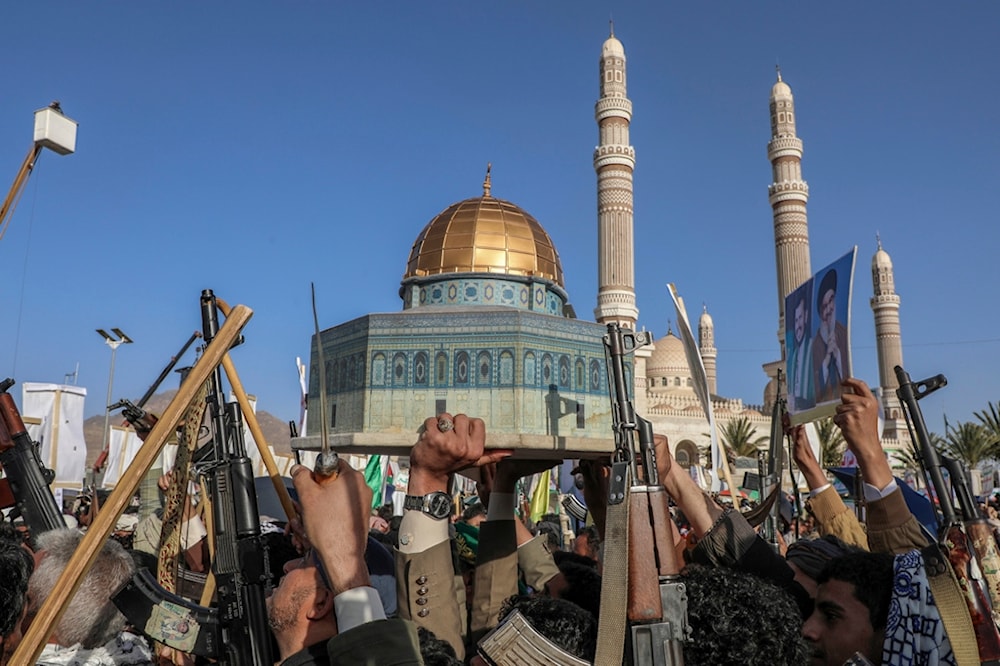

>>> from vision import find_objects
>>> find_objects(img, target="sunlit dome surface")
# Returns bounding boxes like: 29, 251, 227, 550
404, 190, 564, 287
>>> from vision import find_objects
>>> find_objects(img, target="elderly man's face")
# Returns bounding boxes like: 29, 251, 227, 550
794, 299, 807, 344
820, 288, 836, 329
802, 579, 882, 665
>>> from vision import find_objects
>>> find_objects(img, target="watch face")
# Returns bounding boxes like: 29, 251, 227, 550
427, 492, 452, 519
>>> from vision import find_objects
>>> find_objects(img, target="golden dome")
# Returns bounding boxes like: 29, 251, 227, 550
404, 181, 564, 287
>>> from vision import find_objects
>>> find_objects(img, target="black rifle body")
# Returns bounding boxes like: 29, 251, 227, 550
0, 378, 64, 546
113, 291, 273, 665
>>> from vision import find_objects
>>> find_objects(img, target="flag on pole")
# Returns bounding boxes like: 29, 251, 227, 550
529, 469, 551, 522
364, 455, 389, 509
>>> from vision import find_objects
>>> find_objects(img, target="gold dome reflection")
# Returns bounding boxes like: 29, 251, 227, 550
405, 194, 564, 287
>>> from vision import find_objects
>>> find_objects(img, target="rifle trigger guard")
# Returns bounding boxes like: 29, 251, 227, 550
608, 460, 629, 505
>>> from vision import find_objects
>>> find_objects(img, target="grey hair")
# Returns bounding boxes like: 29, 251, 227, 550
29, 528, 135, 648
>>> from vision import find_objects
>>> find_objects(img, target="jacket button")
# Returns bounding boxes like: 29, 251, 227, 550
416, 597, 428, 606
418, 608, 430, 617
416, 575, 428, 585
418, 587, 429, 595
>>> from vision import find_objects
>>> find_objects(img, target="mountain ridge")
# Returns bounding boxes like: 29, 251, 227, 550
82, 388, 294, 470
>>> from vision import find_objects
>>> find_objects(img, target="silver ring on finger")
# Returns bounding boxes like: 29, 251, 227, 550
437, 417, 454, 433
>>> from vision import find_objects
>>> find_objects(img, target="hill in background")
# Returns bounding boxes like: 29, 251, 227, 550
82, 389, 294, 470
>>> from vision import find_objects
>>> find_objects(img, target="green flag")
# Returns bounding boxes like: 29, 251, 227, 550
364, 455, 387, 509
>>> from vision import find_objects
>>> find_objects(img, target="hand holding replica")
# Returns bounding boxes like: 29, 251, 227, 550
409, 412, 511, 495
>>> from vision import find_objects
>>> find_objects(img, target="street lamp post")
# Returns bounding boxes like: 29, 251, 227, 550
96, 328, 133, 460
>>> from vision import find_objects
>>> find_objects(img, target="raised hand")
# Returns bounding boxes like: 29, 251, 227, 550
290, 461, 372, 594
833, 378, 891, 490
409, 413, 512, 495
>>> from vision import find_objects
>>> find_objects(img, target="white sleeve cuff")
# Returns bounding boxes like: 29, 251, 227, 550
333, 586, 387, 634
487, 492, 515, 521
397, 510, 449, 554
808, 483, 832, 499
863, 478, 898, 502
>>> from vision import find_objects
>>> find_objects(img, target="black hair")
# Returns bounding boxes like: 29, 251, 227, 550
417, 626, 462, 666
461, 502, 486, 522
0, 539, 32, 638
498, 595, 597, 662
555, 561, 602, 620
682, 565, 809, 665
816, 551, 894, 631
552, 550, 598, 570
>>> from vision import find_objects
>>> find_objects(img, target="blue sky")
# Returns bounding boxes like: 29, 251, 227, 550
1, 2, 997, 436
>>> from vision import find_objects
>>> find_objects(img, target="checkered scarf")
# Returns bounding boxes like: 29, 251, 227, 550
882, 549, 957, 666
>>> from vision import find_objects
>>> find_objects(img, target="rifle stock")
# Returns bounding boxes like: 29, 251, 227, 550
0, 378, 64, 545
600, 323, 688, 665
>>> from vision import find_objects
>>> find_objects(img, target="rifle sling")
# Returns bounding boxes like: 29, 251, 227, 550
595, 464, 631, 666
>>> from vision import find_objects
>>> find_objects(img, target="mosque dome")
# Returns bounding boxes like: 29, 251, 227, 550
403, 176, 564, 288
646, 330, 690, 378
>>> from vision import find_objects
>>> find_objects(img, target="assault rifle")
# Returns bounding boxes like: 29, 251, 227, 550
596, 323, 688, 665
895, 365, 1000, 664
0, 378, 64, 545
113, 290, 274, 664
108, 398, 159, 437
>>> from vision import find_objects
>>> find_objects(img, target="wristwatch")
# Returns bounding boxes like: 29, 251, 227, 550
404, 492, 452, 520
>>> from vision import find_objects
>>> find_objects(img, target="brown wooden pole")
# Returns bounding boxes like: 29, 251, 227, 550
220, 353, 297, 522
13, 304, 253, 665
212, 296, 296, 522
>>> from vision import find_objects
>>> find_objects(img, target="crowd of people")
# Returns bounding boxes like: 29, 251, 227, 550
0, 377, 989, 664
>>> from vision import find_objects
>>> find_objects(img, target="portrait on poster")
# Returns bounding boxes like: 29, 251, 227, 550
787, 247, 857, 425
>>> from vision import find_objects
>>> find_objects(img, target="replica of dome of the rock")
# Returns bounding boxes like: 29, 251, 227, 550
403, 171, 564, 288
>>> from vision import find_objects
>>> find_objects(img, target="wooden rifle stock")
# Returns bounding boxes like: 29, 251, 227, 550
627, 488, 667, 622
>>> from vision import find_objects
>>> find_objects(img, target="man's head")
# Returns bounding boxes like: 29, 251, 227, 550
818, 270, 838, 330
461, 501, 487, 528
266, 553, 336, 660
802, 551, 893, 665
472, 595, 597, 666
794, 292, 809, 344
0, 539, 32, 664
785, 534, 859, 599
682, 564, 809, 665
28, 528, 135, 649
572, 525, 601, 562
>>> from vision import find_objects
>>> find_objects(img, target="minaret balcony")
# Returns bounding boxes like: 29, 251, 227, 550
595, 97, 633, 121
767, 136, 803, 159
767, 180, 809, 197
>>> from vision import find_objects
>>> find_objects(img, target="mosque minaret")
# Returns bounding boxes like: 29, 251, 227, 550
768, 68, 812, 361
870, 236, 905, 429
593, 24, 638, 329
699, 306, 718, 396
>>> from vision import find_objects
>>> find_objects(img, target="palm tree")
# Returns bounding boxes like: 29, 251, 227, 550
717, 416, 768, 460
975, 401, 1000, 443
814, 417, 846, 468
940, 418, 1000, 468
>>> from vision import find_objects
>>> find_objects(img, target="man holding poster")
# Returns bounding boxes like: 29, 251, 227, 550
812, 268, 850, 403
